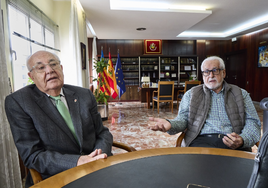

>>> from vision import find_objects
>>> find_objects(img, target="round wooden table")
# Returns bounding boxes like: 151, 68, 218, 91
30, 147, 256, 188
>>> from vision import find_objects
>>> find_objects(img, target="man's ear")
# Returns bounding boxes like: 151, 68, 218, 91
222, 69, 226, 78
28, 72, 34, 81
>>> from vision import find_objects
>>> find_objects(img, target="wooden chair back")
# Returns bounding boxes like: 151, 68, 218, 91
158, 81, 174, 101
177, 80, 201, 110
153, 81, 174, 113
183, 80, 201, 93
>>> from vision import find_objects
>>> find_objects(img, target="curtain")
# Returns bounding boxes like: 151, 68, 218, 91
92, 36, 98, 89
69, 0, 83, 87
0, 2, 22, 188
82, 12, 90, 88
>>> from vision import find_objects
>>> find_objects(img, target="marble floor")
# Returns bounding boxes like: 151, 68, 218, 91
103, 101, 263, 155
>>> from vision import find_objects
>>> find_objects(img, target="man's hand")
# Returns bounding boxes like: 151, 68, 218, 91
222, 132, 244, 149
77, 149, 107, 166
148, 117, 171, 132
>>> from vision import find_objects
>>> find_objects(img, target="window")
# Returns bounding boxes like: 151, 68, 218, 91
7, 0, 59, 91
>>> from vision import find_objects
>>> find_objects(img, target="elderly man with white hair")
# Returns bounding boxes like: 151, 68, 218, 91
149, 56, 261, 151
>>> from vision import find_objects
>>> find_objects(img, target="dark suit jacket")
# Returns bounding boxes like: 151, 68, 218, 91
5, 84, 113, 185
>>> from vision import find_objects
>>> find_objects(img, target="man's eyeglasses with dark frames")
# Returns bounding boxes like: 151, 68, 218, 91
201, 68, 223, 77
30, 61, 61, 73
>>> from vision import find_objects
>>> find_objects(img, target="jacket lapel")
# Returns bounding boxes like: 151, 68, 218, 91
33, 86, 80, 146
63, 87, 83, 148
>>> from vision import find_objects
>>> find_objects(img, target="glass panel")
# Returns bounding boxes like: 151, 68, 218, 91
45, 28, 54, 47
31, 43, 45, 53
8, 6, 29, 37
8, 4, 56, 91
30, 18, 43, 44
45, 28, 55, 53
8, 5, 31, 91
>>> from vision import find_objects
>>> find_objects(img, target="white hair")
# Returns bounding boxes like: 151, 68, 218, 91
201, 56, 225, 71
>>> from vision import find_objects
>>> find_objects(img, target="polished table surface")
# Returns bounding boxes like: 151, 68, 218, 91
30, 147, 255, 188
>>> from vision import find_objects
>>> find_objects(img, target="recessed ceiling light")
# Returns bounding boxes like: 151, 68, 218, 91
110, 0, 210, 13
136, 27, 146, 31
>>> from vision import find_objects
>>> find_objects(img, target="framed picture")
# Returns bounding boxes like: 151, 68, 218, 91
165, 66, 170, 70
258, 45, 268, 67
184, 66, 191, 71
144, 39, 162, 54
80, 42, 86, 69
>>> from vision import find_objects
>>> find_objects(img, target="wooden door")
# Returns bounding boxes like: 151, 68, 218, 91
225, 51, 247, 89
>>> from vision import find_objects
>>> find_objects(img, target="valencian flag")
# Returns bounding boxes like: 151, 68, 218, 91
115, 52, 126, 98
107, 52, 118, 99
98, 50, 111, 95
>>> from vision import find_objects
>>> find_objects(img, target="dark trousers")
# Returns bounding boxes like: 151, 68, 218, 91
189, 135, 252, 152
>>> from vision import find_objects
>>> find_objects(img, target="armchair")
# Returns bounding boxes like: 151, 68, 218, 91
152, 81, 174, 113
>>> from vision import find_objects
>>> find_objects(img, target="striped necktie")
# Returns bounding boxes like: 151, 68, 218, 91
50, 95, 79, 144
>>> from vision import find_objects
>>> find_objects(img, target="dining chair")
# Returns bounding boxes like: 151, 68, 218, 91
26, 141, 136, 185
177, 80, 201, 110
152, 81, 174, 113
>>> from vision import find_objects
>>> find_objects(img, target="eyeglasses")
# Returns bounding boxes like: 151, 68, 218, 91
201, 68, 223, 77
30, 61, 61, 73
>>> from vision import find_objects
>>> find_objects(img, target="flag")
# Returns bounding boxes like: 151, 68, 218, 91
107, 52, 118, 99
115, 52, 126, 98
98, 50, 111, 96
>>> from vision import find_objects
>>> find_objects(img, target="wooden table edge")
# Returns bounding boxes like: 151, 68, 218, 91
30, 147, 256, 188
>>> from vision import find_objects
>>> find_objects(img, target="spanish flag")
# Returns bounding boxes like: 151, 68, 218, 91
98, 50, 111, 96
107, 52, 118, 99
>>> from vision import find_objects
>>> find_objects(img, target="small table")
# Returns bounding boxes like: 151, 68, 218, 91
141, 87, 184, 109
30, 147, 255, 188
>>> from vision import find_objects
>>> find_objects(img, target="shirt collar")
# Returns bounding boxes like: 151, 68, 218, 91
46, 89, 64, 97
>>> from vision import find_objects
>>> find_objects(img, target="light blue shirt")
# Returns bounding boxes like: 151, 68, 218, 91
167, 86, 261, 148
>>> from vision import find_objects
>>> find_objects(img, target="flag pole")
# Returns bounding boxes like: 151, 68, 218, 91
117, 49, 122, 105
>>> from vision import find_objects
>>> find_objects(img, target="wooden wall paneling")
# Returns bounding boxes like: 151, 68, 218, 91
162, 40, 196, 55
256, 29, 268, 101
245, 32, 267, 101
259, 28, 268, 44
97, 39, 143, 57
196, 40, 206, 81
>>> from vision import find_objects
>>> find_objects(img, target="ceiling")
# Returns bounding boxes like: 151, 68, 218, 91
79, 0, 268, 40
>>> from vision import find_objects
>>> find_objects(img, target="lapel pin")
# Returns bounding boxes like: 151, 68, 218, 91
74, 99, 77, 102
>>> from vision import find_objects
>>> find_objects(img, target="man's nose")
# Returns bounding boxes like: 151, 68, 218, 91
208, 71, 214, 77
45, 64, 54, 73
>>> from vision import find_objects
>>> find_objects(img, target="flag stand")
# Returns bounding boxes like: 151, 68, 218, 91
116, 98, 123, 105
115, 49, 125, 106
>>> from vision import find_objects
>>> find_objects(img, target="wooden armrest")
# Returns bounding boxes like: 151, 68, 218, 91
113, 141, 136, 152
152, 90, 158, 98
255, 141, 259, 147
177, 90, 184, 94
176, 131, 186, 147
29, 142, 136, 185
30, 168, 43, 184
